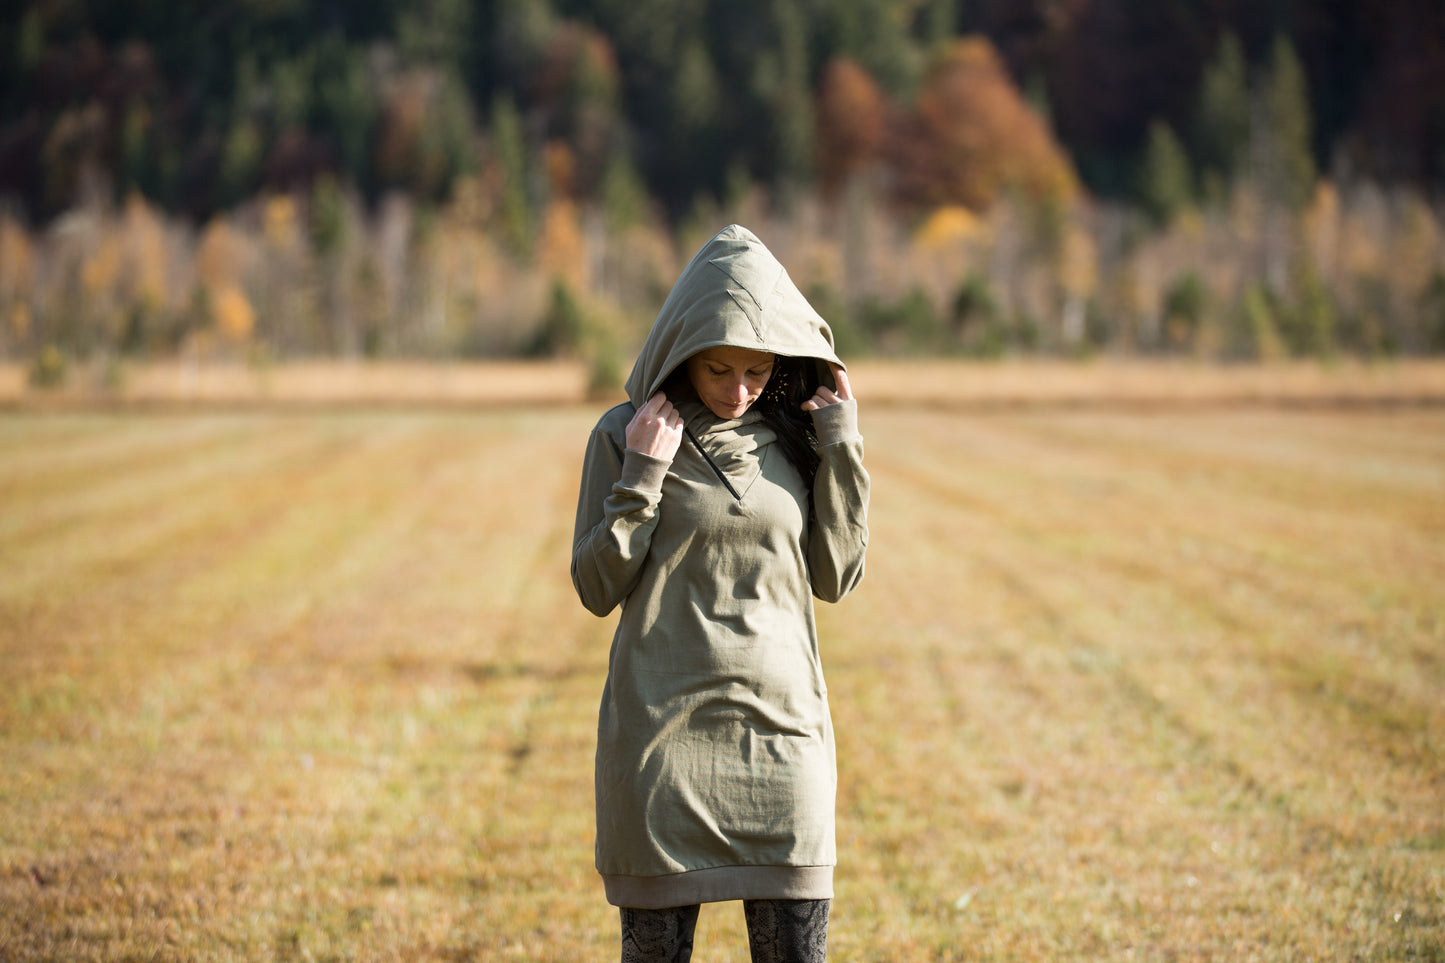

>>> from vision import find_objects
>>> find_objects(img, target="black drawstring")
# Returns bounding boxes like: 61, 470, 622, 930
684, 425, 741, 500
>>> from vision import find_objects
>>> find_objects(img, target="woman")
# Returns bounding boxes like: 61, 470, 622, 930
571, 224, 869, 962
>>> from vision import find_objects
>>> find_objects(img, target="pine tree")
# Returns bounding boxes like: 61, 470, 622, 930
918, 0, 959, 49
1194, 31, 1250, 199
762, 0, 815, 190
1256, 36, 1316, 212
1139, 120, 1193, 227
816, 0, 922, 99
314, 36, 380, 195
490, 93, 533, 255
600, 148, 649, 230
665, 37, 723, 196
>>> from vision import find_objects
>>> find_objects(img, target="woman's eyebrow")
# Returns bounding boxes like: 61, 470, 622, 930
705, 359, 773, 372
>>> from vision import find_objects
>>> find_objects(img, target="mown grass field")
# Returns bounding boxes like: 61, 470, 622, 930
2, 374, 1443, 960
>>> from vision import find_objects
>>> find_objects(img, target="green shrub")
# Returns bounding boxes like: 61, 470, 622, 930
1162, 273, 1206, 352
528, 281, 588, 358
806, 282, 866, 358
857, 287, 941, 354
1286, 265, 1338, 359
1227, 284, 1286, 360
587, 337, 626, 398
28, 345, 67, 389
951, 274, 998, 345
1421, 271, 1445, 354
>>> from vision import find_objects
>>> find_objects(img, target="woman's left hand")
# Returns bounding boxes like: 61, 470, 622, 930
801, 363, 854, 412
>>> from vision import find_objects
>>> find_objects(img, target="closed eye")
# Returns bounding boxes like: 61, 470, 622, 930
704, 364, 774, 377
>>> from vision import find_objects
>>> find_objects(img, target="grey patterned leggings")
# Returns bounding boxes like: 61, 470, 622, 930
619, 899, 830, 963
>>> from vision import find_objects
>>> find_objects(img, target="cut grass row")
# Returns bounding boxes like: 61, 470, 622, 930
2, 404, 1441, 960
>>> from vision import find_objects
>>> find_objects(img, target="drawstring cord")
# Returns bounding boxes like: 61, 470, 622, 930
684, 425, 741, 500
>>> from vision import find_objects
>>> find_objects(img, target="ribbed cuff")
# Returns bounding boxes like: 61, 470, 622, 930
619, 448, 671, 492
810, 399, 860, 447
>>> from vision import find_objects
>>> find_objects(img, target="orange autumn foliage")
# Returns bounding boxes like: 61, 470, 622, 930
894, 37, 1078, 211
815, 57, 888, 195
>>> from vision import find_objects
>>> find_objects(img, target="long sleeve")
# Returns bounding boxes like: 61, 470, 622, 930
806, 400, 869, 603
571, 414, 673, 617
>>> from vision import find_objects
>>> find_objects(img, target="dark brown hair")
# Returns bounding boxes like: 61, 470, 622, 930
757, 355, 820, 488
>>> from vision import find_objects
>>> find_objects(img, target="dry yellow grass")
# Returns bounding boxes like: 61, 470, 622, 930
4, 358, 1445, 409
1, 376, 1442, 960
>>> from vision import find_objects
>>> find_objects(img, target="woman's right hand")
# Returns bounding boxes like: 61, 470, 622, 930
625, 391, 684, 461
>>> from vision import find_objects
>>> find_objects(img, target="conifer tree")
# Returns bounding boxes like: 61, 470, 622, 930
490, 93, 533, 255
314, 37, 380, 196
764, 0, 815, 190
1194, 31, 1250, 198
1256, 36, 1316, 212
1140, 119, 1193, 227
918, 0, 959, 49
664, 37, 723, 197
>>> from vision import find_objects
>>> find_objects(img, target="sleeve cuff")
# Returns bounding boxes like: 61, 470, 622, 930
810, 399, 860, 447
620, 448, 671, 493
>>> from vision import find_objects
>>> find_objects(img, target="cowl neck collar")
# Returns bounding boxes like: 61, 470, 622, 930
678, 398, 764, 436
676, 398, 775, 501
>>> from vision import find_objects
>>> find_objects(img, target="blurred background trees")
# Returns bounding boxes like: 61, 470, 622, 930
1, 0, 1443, 379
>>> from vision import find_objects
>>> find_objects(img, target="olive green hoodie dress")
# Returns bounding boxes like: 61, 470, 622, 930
571, 224, 870, 908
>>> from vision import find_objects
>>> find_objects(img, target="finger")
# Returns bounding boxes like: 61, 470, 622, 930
830, 365, 854, 400
803, 385, 843, 413
644, 391, 668, 414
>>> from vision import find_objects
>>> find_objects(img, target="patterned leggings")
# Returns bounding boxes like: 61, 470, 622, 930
620, 899, 830, 963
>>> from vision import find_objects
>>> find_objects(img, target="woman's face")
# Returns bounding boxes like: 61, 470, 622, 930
686, 346, 776, 420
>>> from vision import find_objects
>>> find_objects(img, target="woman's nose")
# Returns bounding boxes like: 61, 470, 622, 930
728, 379, 749, 401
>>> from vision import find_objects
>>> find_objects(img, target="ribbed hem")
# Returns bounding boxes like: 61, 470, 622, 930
603, 865, 833, 909
619, 448, 672, 493
810, 399, 859, 447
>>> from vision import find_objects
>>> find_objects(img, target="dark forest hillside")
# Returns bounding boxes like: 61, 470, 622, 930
3, 0, 1444, 373
2, 0, 1442, 222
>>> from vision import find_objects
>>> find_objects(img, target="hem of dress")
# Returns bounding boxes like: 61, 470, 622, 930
602, 865, 833, 909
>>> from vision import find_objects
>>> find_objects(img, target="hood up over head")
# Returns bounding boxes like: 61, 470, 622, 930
624, 225, 842, 408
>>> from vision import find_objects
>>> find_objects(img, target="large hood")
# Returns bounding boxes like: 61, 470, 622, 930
624, 224, 842, 407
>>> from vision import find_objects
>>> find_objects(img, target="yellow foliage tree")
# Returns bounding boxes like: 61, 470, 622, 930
195, 216, 259, 347
263, 194, 300, 252
196, 218, 240, 291
81, 235, 122, 295
537, 198, 586, 291
0, 215, 34, 295
122, 192, 168, 310
0, 215, 34, 350
212, 285, 255, 342
913, 205, 988, 252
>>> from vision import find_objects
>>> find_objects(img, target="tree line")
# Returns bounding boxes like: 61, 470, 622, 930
1, 0, 1443, 381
